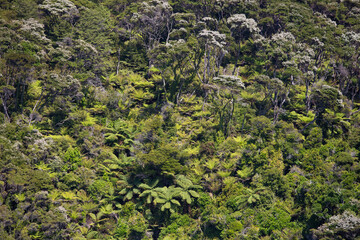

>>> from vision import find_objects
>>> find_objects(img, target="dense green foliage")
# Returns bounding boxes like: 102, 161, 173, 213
1, 0, 360, 239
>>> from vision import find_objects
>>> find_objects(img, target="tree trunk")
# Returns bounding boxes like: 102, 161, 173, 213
1, 97, 10, 122
301, 113, 318, 133
116, 47, 121, 75
232, 42, 241, 75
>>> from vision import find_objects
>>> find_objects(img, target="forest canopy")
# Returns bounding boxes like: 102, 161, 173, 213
0, 0, 360, 239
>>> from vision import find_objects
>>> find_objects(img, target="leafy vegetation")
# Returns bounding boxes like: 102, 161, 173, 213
0, 0, 360, 239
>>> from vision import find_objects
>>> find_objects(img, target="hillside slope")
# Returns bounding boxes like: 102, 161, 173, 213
0, 0, 360, 239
